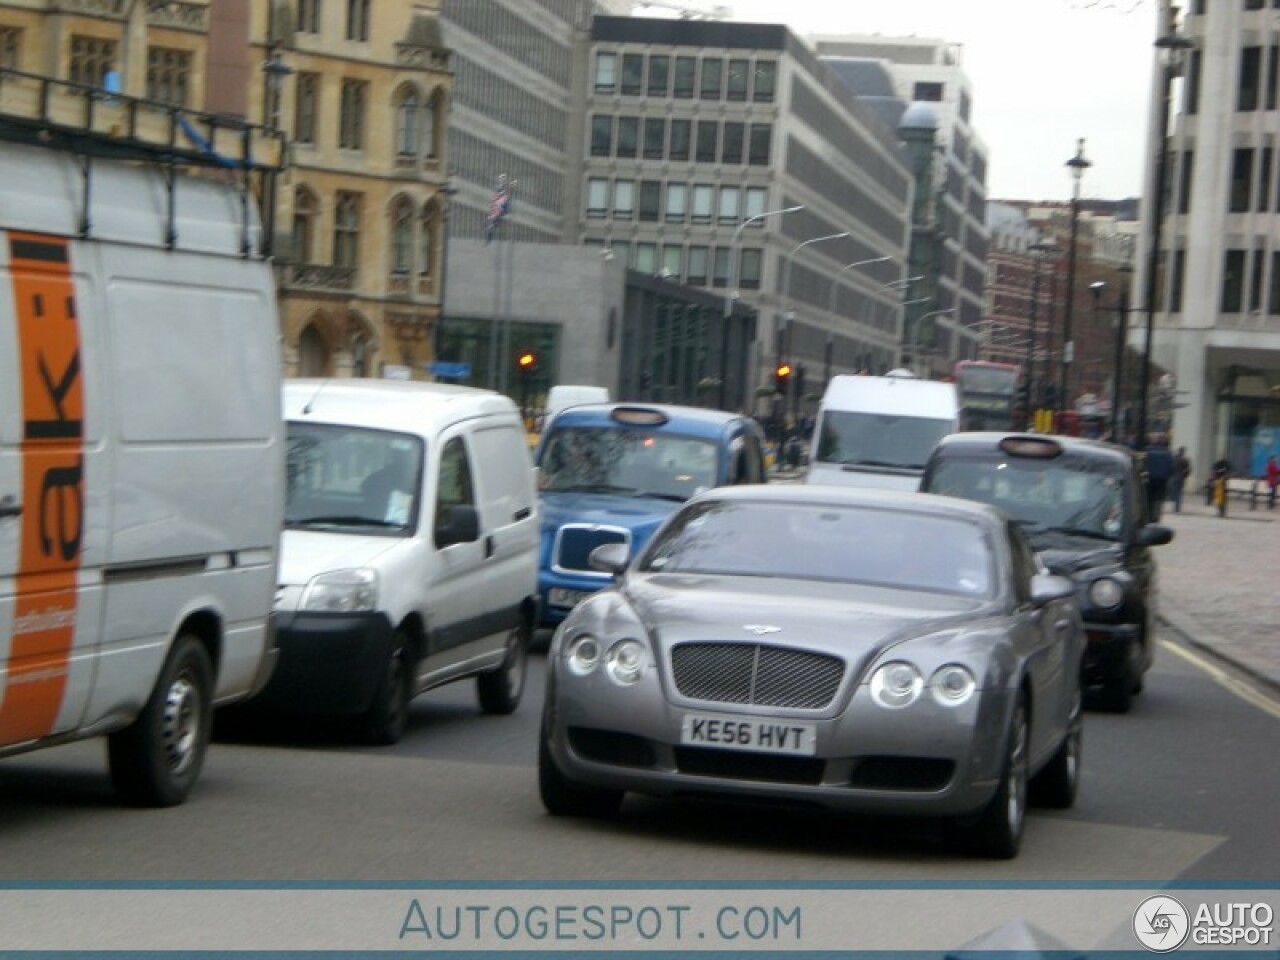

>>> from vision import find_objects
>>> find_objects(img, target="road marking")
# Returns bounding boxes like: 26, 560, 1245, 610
1159, 639, 1280, 720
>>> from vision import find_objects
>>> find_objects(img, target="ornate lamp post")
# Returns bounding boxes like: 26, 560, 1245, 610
1060, 138, 1091, 420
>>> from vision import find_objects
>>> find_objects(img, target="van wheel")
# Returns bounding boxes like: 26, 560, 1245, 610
108, 633, 213, 807
477, 619, 529, 715
365, 632, 412, 745
967, 698, 1028, 859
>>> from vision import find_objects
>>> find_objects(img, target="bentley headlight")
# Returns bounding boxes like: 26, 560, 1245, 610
1088, 576, 1124, 609
870, 661, 923, 709
605, 639, 648, 686
300, 568, 378, 612
566, 634, 602, 677
929, 664, 977, 706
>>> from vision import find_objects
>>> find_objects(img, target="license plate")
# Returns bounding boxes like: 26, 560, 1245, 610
549, 587, 594, 609
680, 714, 817, 756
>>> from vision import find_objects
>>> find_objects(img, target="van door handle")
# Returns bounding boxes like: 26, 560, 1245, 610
484, 535, 495, 559
0, 497, 21, 519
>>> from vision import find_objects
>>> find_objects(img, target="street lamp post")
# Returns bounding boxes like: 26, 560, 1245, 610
1137, 10, 1194, 449
1024, 241, 1055, 429
912, 308, 956, 372
824, 256, 896, 388
719, 204, 804, 409
781, 230, 850, 421
1061, 138, 1091, 420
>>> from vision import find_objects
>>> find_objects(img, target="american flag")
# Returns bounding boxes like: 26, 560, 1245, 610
484, 178, 511, 244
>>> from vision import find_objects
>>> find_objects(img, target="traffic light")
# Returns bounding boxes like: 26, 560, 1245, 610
516, 350, 537, 375
774, 362, 792, 395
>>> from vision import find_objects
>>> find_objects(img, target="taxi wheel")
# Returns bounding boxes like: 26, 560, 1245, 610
477, 618, 530, 715
365, 632, 412, 745
538, 735, 623, 818
108, 633, 213, 807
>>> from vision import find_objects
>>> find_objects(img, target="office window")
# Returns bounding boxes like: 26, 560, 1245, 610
712, 246, 730, 287
639, 180, 661, 222
69, 35, 115, 87
721, 122, 744, 165
643, 117, 665, 159
1239, 46, 1261, 111
748, 124, 772, 165
665, 182, 687, 221
587, 178, 609, 217
613, 180, 634, 219
695, 120, 718, 162
1230, 148, 1254, 212
295, 72, 318, 145
1251, 248, 1266, 313
594, 52, 616, 93
616, 116, 638, 158
346, 0, 370, 41
740, 248, 762, 289
745, 187, 767, 220
396, 89, 420, 157
590, 114, 613, 157
691, 184, 713, 222
700, 58, 723, 99
420, 201, 437, 277
146, 47, 190, 106
297, 0, 322, 34
1261, 147, 1273, 212
752, 60, 776, 102
727, 59, 749, 101
1270, 251, 1280, 314
914, 81, 944, 101
669, 119, 691, 161
687, 246, 709, 285
1222, 249, 1245, 312
339, 79, 367, 149
1186, 49, 1202, 114
333, 191, 361, 268
674, 56, 696, 98
1269, 44, 1279, 111
0, 27, 19, 69
718, 186, 740, 222
647, 55, 670, 97
635, 243, 657, 274
621, 53, 643, 96
391, 198, 413, 274
1178, 149, 1194, 214
662, 245, 683, 279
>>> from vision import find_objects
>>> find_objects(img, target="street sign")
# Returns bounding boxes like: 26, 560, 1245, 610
430, 361, 472, 380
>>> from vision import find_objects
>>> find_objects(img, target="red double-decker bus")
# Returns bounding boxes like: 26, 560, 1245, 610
954, 360, 1022, 432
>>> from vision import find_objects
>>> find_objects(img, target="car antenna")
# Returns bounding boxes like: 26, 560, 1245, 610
302, 379, 329, 415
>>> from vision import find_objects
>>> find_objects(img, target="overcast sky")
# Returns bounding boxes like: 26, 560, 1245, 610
711, 0, 1160, 202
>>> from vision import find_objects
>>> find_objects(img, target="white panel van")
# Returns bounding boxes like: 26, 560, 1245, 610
0, 81, 283, 805
806, 372, 959, 491
263, 380, 540, 745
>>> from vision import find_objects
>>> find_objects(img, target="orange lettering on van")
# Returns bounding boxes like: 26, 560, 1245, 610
0, 232, 83, 743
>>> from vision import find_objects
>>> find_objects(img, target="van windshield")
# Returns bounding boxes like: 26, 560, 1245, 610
538, 426, 718, 501
815, 411, 954, 472
286, 422, 423, 534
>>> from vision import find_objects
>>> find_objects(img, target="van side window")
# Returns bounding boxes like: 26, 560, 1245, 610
435, 436, 476, 545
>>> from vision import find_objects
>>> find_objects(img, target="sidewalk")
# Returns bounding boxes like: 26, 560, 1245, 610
1154, 493, 1280, 691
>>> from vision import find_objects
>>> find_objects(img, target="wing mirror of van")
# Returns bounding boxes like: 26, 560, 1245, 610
589, 542, 630, 576
435, 504, 481, 548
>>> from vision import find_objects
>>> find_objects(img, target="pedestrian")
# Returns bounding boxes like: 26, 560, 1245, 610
1210, 455, 1232, 516
1266, 454, 1279, 510
1144, 434, 1174, 521
1170, 446, 1191, 514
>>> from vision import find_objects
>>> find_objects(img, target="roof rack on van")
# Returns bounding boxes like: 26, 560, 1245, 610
0, 66, 287, 259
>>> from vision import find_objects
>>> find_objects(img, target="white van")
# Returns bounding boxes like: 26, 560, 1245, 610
806, 372, 959, 491
264, 380, 540, 744
544, 385, 610, 426
0, 87, 283, 804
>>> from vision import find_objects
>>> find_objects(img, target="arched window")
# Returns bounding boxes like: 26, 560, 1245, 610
298, 323, 329, 377
351, 333, 368, 377
396, 89, 419, 158
292, 187, 317, 264
334, 191, 361, 268
425, 88, 443, 160
420, 200, 438, 277
390, 196, 414, 275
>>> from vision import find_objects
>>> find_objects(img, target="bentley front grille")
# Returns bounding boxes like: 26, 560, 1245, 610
670, 643, 844, 709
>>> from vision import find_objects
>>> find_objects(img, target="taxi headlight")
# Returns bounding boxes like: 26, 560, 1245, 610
566, 634, 601, 677
1088, 576, 1124, 609
869, 661, 923, 709
300, 568, 378, 613
929, 664, 977, 706
605, 639, 648, 686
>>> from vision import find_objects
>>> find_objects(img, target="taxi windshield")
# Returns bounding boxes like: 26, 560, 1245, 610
538, 426, 718, 501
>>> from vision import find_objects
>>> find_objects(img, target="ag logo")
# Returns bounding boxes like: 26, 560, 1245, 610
1133, 895, 1190, 952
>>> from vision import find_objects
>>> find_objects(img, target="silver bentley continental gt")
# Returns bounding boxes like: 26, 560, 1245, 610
538, 484, 1086, 858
